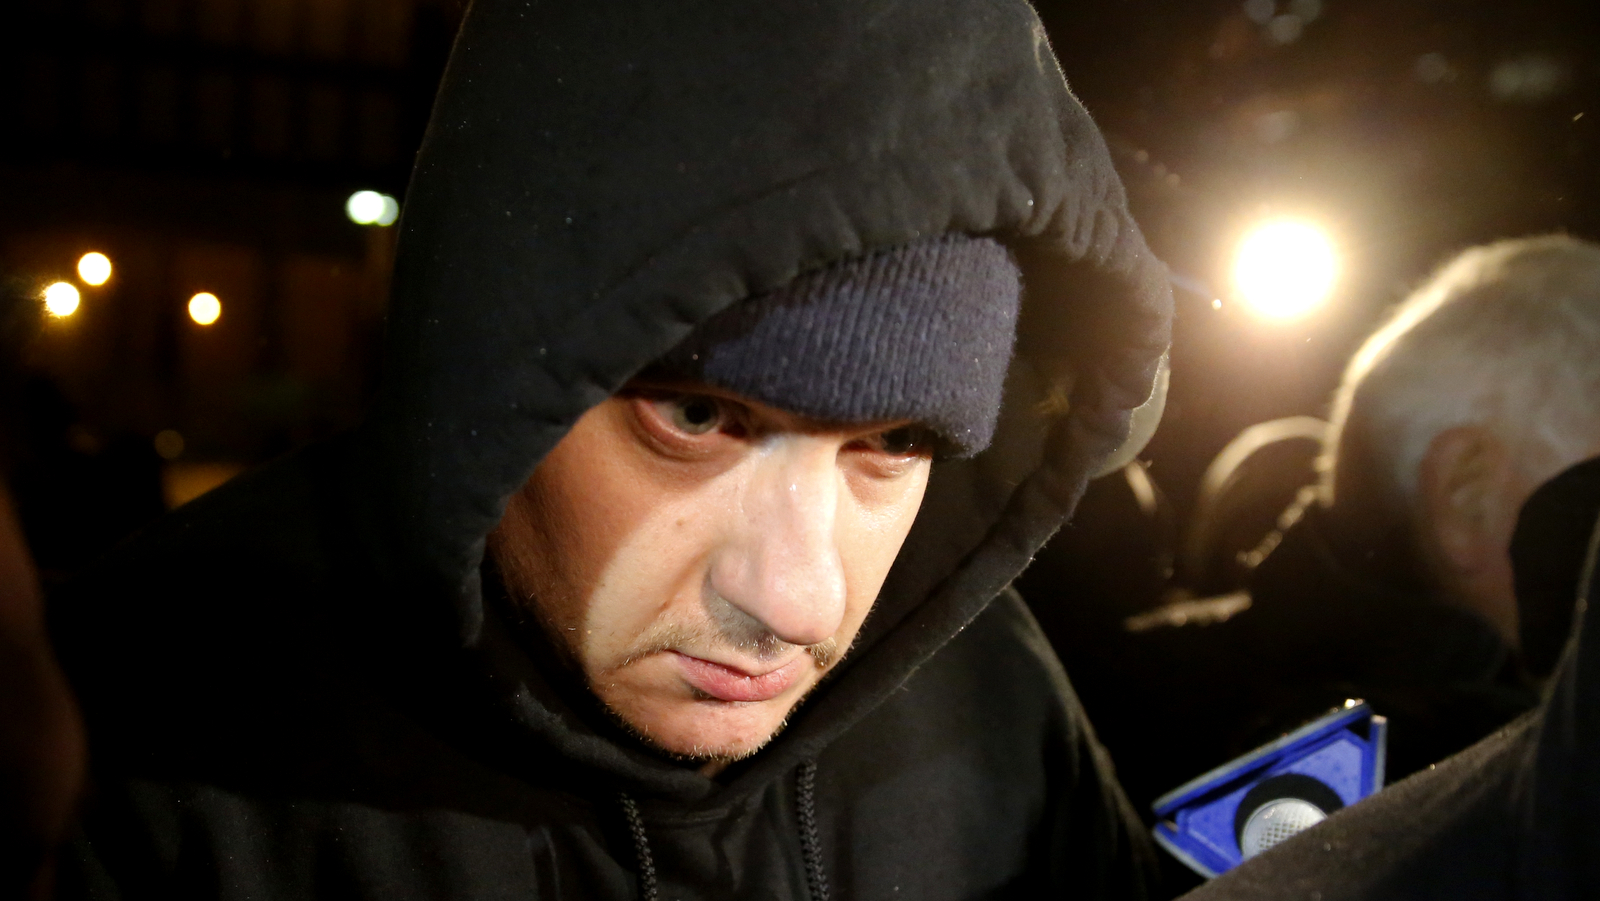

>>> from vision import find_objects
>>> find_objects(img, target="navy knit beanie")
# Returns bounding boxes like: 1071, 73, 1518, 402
652, 234, 1021, 457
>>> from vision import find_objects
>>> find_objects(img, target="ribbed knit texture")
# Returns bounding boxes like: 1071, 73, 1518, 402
654, 234, 1021, 457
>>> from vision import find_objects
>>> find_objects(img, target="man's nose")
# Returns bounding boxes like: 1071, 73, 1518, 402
709, 437, 848, 648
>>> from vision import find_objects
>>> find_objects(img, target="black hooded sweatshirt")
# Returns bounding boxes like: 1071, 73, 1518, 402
48, 2, 1174, 898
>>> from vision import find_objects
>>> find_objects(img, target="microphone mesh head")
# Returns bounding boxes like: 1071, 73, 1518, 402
1239, 798, 1327, 858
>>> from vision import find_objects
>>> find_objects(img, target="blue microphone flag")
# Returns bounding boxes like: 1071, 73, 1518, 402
1152, 700, 1388, 878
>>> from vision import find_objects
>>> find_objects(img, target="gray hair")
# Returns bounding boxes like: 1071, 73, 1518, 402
1323, 234, 1600, 514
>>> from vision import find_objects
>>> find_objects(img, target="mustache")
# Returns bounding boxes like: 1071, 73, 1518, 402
620, 595, 843, 672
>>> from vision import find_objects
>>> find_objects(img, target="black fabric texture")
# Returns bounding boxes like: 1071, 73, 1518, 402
654, 233, 1021, 458
1180, 478, 1600, 901
1511, 455, 1600, 677
47, 0, 1173, 899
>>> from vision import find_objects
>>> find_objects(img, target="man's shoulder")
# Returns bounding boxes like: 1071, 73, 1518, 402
840, 586, 1089, 757
814, 588, 1153, 897
946, 585, 1080, 701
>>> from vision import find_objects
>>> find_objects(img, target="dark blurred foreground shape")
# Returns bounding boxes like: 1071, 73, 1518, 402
1180, 456, 1600, 901
1509, 458, 1600, 678
0, 481, 84, 901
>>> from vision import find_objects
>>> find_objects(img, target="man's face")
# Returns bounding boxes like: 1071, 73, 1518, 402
490, 381, 934, 764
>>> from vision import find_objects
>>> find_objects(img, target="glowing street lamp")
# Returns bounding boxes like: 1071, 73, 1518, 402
77, 252, 112, 286
43, 282, 80, 318
346, 190, 399, 226
1232, 219, 1339, 321
188, 292, 222, 325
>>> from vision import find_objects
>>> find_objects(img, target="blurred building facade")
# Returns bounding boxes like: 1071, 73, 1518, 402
1, 0, 462, 479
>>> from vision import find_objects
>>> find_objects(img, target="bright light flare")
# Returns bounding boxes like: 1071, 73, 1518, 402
188, 292, 221, 325
77, 252, 112, 286
1232, 219, 1339, 320
346, 190, 399, 226
43, 282, 80, 318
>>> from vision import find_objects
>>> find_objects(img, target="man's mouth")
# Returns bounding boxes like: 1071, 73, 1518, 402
670, 651, 808, 702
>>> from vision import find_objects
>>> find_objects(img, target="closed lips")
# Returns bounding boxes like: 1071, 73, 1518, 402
672, 651, 807, 702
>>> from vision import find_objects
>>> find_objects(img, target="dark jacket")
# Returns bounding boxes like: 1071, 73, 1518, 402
48, 1, 1174, 899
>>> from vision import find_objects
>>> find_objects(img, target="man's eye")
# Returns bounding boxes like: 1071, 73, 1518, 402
870, 426, 933, 456
663, 395, 723, 435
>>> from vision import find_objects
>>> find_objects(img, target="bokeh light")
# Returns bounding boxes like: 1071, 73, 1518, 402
43, 282, 80, 318
188, 292, 222, 325
153, 429, 185, 460
1231, 219, 1339, 321
77, 252, 113, 286
346, 190, 399, 226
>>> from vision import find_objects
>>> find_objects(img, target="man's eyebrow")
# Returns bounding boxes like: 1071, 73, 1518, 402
617, 376, 721, 396
621, 380, 928, 434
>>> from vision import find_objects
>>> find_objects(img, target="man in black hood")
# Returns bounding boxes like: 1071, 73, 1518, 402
45, 1, 1173, 898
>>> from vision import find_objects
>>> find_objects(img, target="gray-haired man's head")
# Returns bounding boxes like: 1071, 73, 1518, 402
1322, 234, 1600, 645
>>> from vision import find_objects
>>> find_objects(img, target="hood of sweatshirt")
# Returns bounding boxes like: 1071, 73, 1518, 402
346, 0, 1172, 808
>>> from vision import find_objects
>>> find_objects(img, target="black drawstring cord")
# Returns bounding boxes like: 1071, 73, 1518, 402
797, 760, 831, 901
619, 792, 659, 901
619, 762, 829, 901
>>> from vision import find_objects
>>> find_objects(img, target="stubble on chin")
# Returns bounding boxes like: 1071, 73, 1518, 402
593, 626, 847, 765
594, 671, 809, 766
